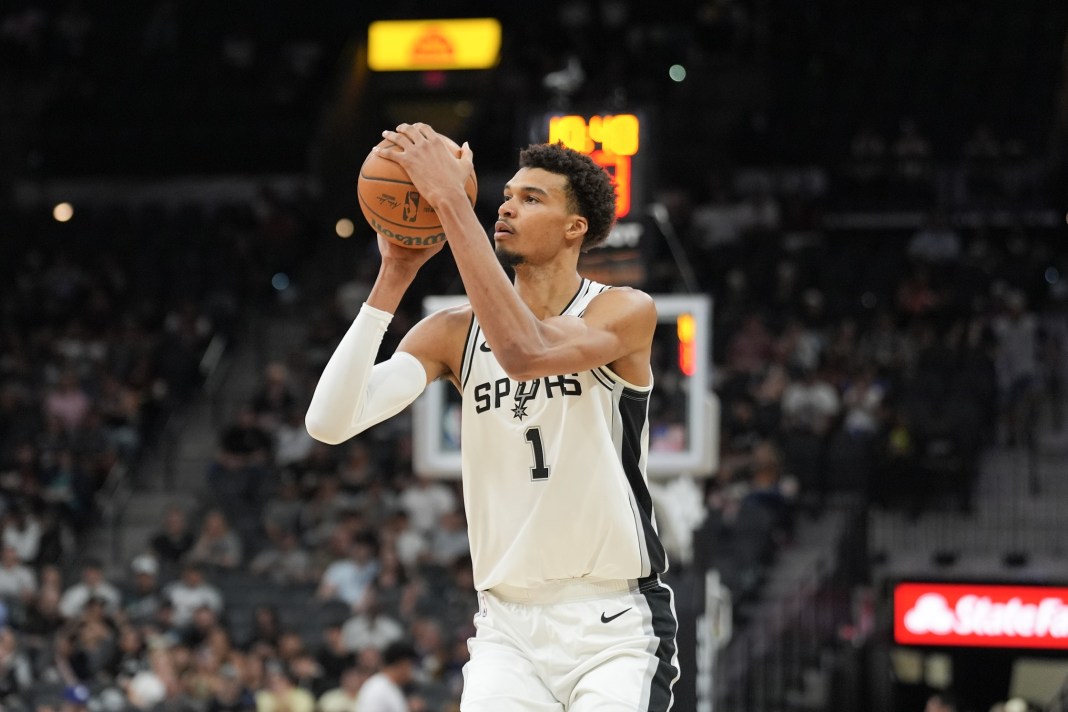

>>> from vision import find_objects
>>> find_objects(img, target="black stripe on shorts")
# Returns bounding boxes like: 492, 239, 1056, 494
641, 577, 679, 712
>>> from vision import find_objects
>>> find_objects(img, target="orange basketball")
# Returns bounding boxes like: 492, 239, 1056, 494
357, 138, 478, 249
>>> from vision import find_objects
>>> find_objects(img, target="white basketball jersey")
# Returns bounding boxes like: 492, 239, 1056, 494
458, 278, 667, 591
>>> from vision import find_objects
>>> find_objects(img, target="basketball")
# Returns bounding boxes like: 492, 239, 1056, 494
357, 138, 478, 249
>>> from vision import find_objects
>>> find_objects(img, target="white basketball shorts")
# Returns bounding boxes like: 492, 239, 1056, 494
460, 575, 679, 712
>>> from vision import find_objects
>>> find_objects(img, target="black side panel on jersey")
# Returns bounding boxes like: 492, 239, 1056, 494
618, 387, 667, 574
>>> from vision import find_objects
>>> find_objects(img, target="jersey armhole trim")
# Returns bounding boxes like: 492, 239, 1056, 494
460, 315, 478, 390
597, 364, 653, 392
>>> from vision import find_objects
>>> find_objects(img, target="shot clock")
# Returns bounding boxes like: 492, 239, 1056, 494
546, 113, 642, 219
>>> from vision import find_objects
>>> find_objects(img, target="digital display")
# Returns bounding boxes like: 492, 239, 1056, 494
544, 113, 642, 218
367, 18, 502, 71
895, 582, 1068, 649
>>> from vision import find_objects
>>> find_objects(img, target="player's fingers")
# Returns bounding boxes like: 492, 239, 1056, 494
411, 122, 435, 139
388, 125, 418, 145
398, 122, 432, 143
373, 136, 403, 164
460, 141, 474, 162
379, 130, 407, 150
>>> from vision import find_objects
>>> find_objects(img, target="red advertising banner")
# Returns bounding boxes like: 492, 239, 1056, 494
895, 582, 1068, 649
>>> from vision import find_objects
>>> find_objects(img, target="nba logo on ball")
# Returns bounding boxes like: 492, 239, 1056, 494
357, 137, 478, 249
403, 191, 421, 223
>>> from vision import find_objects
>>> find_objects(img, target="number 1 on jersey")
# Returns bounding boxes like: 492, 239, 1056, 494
524, 427, 550, 481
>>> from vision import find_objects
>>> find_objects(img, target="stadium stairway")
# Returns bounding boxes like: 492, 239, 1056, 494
870, 352, 1068, 584
85, 306, 308, 577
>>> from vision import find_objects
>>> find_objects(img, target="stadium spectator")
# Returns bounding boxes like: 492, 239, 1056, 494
249, 529, 313, 585
58, 559, 120, 619
312, 620, 356, 695
149, 505, 195, 573
163, 563, 223, 629
317, 664, 368, 712
254, 661, 314, 712
186, 509, 244, 571
396, 476, 456, 536
354, 640, 420, 712
316, 530, 380, 610
273, 408, 316, 470
0, 543, 36, 606
241, 604, 283, 654
340, 588, 404, 654
2, 504, 42, 564
122, 554, 164, 626
251, 363, 298, 432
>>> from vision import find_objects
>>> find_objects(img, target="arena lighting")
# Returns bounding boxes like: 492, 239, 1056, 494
678, 313, 697, 376
335, 218, 354, 238
367, 19, 501, 71
52, 202, 73, 222
894, 582, 1068, 649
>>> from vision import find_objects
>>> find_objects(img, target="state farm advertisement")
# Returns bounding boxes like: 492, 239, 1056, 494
895, 582, 1068, 649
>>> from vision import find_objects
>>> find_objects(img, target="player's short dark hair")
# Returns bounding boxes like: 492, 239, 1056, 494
518, 143, 617, 251
382, 640, 419, 666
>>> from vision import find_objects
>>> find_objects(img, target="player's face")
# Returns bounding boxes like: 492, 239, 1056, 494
495, 167, 575, 267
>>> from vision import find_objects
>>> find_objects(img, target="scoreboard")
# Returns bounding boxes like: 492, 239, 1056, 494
533, 112, 647, 222
546, 113, 642, 218
530, 111, 654, 288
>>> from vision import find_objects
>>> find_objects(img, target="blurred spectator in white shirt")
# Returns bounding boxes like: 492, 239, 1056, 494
58, 558, 121, 619
0, 544, 35, 604
397, 476, 456, 535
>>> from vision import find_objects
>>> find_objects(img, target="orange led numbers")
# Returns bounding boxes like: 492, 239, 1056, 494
548, 114, 640, 218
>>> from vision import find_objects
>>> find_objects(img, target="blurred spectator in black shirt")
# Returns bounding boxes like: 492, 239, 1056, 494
123, 554, 164, 626
251, 363, 298, 432
150, 505, 195, 571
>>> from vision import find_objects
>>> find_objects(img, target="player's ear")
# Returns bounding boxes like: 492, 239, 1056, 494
565, 215, 588, 244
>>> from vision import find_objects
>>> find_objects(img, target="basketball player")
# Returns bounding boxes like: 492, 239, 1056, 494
306, 122, 679, 711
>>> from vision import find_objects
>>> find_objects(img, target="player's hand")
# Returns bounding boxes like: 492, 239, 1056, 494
378, 123, 474, 206
376, 233, 444, 271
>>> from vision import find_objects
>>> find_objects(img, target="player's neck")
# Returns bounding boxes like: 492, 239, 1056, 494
513, 265, 584, 319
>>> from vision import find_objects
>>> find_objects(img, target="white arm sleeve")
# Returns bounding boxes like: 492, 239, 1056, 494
305, 303, 428, 445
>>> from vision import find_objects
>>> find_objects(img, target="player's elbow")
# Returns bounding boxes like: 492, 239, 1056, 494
304, 413, 347, 446
494, 344, 543, 382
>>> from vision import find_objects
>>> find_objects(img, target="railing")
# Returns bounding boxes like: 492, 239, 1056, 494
95, 459, 131, 567
199, 332, 230, 433
97, 332, 232, 569
710, 502, 868, 711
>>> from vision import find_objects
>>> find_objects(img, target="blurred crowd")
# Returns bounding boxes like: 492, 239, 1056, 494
670, 156, 1063, 606
0, 190, 323, 710
0, 147, 1061, 711
2, 3, 1065, 709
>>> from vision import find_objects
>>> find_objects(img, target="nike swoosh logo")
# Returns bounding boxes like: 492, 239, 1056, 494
479, 341, 492, 352
600, 608, 631, 624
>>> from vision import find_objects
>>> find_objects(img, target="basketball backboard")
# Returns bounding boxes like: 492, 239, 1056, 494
412, 294, 716, 479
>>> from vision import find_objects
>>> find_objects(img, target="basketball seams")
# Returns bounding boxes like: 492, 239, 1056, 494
357, 171, 418, 187
357, 191, 441, 230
